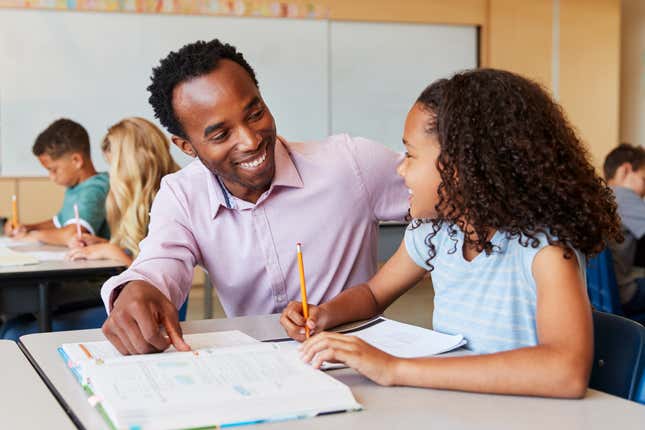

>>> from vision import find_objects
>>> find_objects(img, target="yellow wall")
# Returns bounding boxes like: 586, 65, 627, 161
488, 0, 553, 89
620, 0, 645, 147
559, 0, 621, 169
0, 177, 64, 224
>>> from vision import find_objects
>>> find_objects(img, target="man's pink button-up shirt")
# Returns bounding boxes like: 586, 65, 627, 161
101, 134, 408, 316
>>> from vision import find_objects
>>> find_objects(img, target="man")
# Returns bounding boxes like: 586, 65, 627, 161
604, 143, 645, 316
101, 39, 407, 354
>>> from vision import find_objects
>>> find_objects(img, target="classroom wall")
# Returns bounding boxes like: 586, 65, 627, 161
0, 0, 622, 221
620, 0, 645, 147
559, 0, 621, 170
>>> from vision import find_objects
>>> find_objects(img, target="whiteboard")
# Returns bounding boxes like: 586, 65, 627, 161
0, 10, 476, 175
331, 22, 478, 152
0, 10, 328, 175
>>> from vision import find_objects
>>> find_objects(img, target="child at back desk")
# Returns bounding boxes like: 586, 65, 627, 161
603, 143, 645, 315
66, 117, 178, 265
4, 118, 109, 245
281, 69, 622, 398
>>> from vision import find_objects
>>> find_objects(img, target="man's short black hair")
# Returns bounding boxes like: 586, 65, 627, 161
32, 118, 90, 159
147, 39, 258, 140
603, 143, 645, 180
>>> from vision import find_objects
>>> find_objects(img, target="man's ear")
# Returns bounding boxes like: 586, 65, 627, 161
172, 136, 197, 158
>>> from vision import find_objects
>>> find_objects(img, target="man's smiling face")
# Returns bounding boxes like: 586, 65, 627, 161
172, 59, 277, 203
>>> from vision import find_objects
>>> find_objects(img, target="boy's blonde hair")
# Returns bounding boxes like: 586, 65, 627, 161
102, 117, 179, 257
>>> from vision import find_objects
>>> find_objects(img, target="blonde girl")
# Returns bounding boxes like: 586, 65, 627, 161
67, 117, 179, 265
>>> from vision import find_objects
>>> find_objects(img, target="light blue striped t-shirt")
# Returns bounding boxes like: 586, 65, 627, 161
404, 222, 585, 354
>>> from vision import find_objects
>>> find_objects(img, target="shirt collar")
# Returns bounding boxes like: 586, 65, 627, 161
205, 136, 303, 219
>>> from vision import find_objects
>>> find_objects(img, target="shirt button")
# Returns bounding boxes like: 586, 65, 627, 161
277, 294, 286, 302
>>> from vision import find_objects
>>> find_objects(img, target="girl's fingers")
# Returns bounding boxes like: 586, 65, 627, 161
286, 306, 306, 326
306, 307, 323, 330
68, 248, 89, 261
279, 303, 307, 341
310, 347, 352, 369
279, 314, 306, 341
300, 333, 357, 363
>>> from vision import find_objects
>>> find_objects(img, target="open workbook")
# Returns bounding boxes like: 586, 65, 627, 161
59, 319, 465, 429
59, 331, 361, 430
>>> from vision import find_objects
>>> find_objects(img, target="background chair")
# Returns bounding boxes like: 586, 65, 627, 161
586, 248, 645, 325
1, 299, 189, 341
589, 310, 645, 404
178, 299, 188, 322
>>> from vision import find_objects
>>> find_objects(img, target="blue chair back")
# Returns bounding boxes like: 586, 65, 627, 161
0, 305, 107, 341
589, 310, 645, 403
586, 248, 623, 315
178, 299, 188, 322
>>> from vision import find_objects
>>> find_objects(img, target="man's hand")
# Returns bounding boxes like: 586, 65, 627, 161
102, 281, 191, 355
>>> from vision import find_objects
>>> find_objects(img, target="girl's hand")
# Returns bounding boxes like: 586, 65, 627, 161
67, 233, 107, 248
15, 229, 39, 242
280, 301, 330, 342
65, 243, 109, 261
3, 221, 13, 236
5, 223, 27, 238
299, 332, 399, 386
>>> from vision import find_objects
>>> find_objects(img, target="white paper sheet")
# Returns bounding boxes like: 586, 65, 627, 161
276, 317, 466, 369
0, 246, 39, 266
61, 330, 260, 365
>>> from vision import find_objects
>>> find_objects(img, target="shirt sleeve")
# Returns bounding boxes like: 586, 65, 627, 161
100, 177, 201, 313
616, 189, 645, 238
63, 183, 108, 236
404, 223, 432, 270
346, 136, 408, 222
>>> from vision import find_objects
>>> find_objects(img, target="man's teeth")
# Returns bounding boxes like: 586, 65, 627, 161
240, 151, 267, 168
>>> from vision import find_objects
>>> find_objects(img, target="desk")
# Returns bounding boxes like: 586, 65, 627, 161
0, 244, 125, 332
0, 340, 75, 429
20, 314, 645, 430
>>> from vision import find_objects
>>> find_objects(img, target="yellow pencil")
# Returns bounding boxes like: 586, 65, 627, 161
296, 243, 310, 339
11, 195, 18, 230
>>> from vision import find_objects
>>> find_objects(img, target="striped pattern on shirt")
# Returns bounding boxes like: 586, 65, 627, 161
404, 222, 585, 354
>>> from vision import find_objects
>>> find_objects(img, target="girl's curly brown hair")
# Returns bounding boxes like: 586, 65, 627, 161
414, 68, 622, 267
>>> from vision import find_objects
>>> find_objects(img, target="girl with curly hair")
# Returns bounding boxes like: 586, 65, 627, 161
280, 69, 622, 398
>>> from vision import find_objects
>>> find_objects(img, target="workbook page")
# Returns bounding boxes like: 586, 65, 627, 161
352, 318, 466, 358
275, 317, 466, 368
61, 330, 260, 365
86, 343, 360, 429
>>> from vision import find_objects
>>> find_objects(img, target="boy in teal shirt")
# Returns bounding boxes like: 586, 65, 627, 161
4, 118, 109, 244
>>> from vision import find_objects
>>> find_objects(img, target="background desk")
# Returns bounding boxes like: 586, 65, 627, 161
0, 339, 75, 429
0, 244, 125, 332
20, 314, 645, 430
